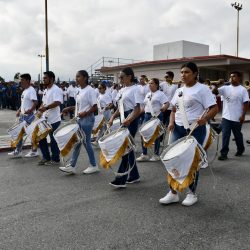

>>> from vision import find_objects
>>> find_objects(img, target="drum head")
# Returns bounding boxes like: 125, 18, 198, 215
55, 124, 78, 137
140, 119, 159, 132
163, 138, 194, 160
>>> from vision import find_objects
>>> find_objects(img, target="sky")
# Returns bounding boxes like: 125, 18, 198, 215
0, 0, 249, 81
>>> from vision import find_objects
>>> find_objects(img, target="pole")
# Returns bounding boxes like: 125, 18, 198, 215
236, 9, 239, 57
45, 0, 49, 71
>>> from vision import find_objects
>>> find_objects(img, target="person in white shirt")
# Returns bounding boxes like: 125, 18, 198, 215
8, 74, 38, 158
160, 71, 178, 126
108, 67, 144, 188
92, 82, 113, 146
138, 75, 150, 125
159, 62, 218, 207
37, 71, 63, 166
67, 81, 79, 118
136, 78, 170, 162
59, 70, 99, 174
214, 71, 249, 160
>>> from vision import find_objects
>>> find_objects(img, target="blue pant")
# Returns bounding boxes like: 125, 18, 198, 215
142, 113, 163, 155
70, 114, 96, 167
220, 118, 244, 156
39, 121, 61, 162
169, 123, 206, 193
114, 110, 140, 184
16, 114, 35, 153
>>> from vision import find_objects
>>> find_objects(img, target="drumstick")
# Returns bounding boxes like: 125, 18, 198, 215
167, 131, 172, 146
185, 109, 208, 142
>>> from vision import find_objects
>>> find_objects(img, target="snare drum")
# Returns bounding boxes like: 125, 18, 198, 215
108, 118, 121, 133
25, 118, 52, 147
98, 127, 135, 169
161, 136, 205, 192
139, 117, 165, 147
7, 120, 27, 147
54, 122, 85, 157
92, 114, 105, 135
202, 124, 217, 151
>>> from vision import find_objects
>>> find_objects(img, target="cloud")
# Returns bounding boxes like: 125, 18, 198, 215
0, 0, 249, 81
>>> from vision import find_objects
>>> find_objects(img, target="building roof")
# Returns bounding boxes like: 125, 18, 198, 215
99, 54, 250, 72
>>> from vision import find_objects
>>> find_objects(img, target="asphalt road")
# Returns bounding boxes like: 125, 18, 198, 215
0, 110, 249, 250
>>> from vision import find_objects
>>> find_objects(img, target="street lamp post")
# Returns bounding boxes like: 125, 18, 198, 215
231, 2, 243, 57
38, 54, 45, 83
45, 0, 49, 71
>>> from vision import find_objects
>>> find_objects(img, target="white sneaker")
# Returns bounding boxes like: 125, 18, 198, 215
83, 165, 99, 174
159, 191, 179, 204
59, 164, 76, 174
200, 161, 208, 169
182, 193, 198, 206
24, 151, 39, 158
136, 154, 150, 162
91, 141, 99, 147
150, 155, 161, 162
8, 150, 22, 158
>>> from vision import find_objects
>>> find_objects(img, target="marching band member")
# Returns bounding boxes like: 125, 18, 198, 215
59, 70, 99, 174
8, 73, 38, 158
214, 71, 249, 160
136, 78, 170, 162
108, 67, 143, 188
160, 71, 178, 126
159, 62, 218, 206
92, 82, 113, 146
37, 71, 63, 165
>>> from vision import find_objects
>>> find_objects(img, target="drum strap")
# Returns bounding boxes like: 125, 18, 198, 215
148, 93, 156, 117
177, 90, 190, 129
118, 94, 125, 122
74, 94, 79, 118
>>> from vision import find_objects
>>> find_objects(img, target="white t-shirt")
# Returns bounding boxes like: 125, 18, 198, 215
42, 84, 63, 124
20, 86, 37, 114
139, 84, 150, 99
144, 90, 169, 114
160, 81, 178, 110
63, 90, 68, 102
67, 85, 79, 98
112, 89, 118, 105
116, 85, 144, 112
218, 85, 249, 122
171, 82, 216, 126
98, 92, 112, 109
76, 85, 97, 114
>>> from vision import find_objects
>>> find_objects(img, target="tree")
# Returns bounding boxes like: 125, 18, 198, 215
0, 76, 5, 83
14, 72, 20, 81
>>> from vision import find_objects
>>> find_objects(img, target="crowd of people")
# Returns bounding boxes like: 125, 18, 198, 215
5, 62, 250, 207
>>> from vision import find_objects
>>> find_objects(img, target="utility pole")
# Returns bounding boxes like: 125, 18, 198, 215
231, 2, 243, 57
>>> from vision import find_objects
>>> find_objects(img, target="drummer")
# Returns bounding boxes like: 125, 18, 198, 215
92, 82, 113, 146
37, 71, 63, 165
59, 70, 99, 174
108, 67, 143, 188
136, 78, 170, 162
159, 62, 218, 206
8, 73, 38, 158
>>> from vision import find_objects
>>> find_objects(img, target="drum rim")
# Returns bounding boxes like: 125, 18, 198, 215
161, 136, 197, 161
54, 122, 79, 136
98, 127, 128, 142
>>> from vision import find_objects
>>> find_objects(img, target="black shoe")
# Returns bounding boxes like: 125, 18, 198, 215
218, 155, 228, 161
37, 159, 50, 165
109, 179, 126, 188
246, 140, 250, 144
235, 151, 244, 156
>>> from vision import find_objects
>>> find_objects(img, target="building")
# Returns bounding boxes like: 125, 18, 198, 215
98, 41, 250, 83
